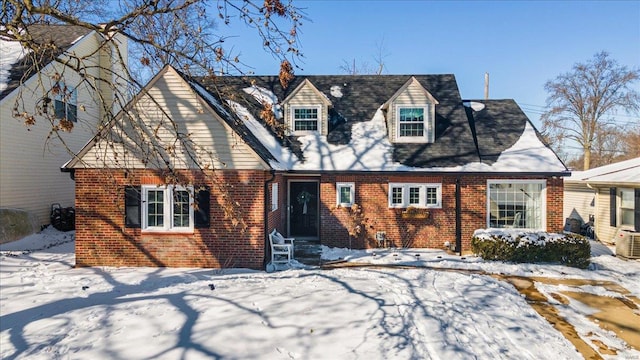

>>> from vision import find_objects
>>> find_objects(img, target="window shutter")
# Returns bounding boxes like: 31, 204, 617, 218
609, 187, 617, 227
125, 186, 141, 228
635, 188, 640, 232
195, 187, 210, 228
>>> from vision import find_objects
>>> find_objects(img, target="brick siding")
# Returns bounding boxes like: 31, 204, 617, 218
74, 169, 267, 269
318, 174, 564, 252
75, 169, 564, 268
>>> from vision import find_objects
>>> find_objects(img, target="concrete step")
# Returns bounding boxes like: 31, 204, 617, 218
294, 241, 322, 265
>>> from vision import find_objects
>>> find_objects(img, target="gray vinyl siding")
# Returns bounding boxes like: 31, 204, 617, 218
284, 84, 328, 135
389, 81, 435, 143
78, 68, 266, 171
0, 33, 114, 225
563, 182, 595, 223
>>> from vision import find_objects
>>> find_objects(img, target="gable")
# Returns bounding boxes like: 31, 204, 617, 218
385, 77, 439, 143
282, 79, 331, 136
0, 25, 93, 101
67, 66, 269, 171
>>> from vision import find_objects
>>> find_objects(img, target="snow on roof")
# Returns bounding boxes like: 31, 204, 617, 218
481, 121, 567, 173
71, 35, 85, 44
234, 101, 566, 173
228, 100, 296, 170
189, 81, 233, 118
463, 101, 486, 111
293, 108, 407, 171
0, 36, 28, 92
243, 86, 283, 119
330, 85, 343, 98
566, 157, 640, 184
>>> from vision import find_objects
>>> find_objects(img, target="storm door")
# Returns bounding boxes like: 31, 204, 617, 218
288, 180, 319, 239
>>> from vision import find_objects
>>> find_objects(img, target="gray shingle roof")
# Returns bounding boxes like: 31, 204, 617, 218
202, 74, 481, 167
0, 25, 93, 100
466, 99, 559, 167
194, 74, 566, 173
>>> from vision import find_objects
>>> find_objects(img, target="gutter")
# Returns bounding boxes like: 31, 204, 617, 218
60, 167, 75, 180
281, 169, 572, 177
263, 169, 277, 269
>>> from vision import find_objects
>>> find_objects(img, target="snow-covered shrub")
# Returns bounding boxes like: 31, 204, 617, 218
471, 229, 590, 268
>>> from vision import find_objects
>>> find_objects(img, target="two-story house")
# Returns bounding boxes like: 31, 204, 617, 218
63, 65, 569, 269
0, 25, 127, 242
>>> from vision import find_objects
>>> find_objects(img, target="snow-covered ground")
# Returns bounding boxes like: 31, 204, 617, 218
1, 228, 638, 359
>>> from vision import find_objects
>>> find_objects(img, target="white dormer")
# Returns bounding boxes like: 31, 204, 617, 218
383, 77, 439, 143
282, 79, 332, 136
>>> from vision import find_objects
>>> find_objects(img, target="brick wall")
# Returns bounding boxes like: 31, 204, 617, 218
266, 173, 286, 234
317, 174, 564, 252
74, 169, 268, 269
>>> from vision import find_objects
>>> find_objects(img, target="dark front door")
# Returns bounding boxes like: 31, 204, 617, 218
289, 181, 319, 238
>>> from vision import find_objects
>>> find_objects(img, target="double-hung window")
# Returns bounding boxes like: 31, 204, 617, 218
142, 185, 194, 232
336, 182, 355, 207
292, 106, 319, 132
487, 180, 545, 229
619, 188, 635, 228
54, 82, 77, 122
397, 106, 428, 142
388, 183, 441, 208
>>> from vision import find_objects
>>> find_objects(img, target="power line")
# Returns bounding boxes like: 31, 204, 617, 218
518, 103, 640, 121
518, 107, 640, 126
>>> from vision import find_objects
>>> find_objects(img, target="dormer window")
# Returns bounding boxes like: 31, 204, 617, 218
384, 77, 438, 144
398, 107, 427, 138
292, 106, 320, 132
282, 79, 331, 136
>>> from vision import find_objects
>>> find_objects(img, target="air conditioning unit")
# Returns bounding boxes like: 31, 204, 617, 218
615, 229, 640, 259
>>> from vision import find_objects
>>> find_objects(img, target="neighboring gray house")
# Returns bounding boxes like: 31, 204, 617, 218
0, 25, 127, 242
564, 157, 640, 242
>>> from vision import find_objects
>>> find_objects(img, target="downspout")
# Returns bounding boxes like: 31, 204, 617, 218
455, 176, 462, 254
263, 170, 276, 269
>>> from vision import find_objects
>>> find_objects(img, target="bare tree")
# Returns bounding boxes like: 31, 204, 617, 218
622, 124, 640, 159
541, 51, 640, 170
339, 37, 389, 75
2, 0, 304, 229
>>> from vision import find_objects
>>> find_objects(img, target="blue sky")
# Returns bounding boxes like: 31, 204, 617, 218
223, 0, 640, 129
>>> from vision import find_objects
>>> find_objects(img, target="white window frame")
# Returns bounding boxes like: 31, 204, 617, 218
486, 179, 546, 230
271, 183, 279, 212
291, 105, 321, 134
141, 185, 194, 232
395, 105, 429, 143
619, 188, 635, 228
388, 183, 442, 209
336, 182, 355, 207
